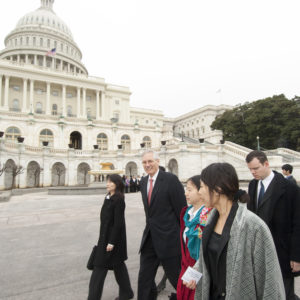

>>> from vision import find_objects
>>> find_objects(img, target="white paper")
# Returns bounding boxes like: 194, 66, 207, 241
181, 266, 202, 284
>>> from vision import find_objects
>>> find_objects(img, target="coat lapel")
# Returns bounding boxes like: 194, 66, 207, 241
141, 175, 149, 209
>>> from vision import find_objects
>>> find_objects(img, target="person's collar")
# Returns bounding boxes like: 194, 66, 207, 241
261, 170, 274, 185
149, 169, 159, 181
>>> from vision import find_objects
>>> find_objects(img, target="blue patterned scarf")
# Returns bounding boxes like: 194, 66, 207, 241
183, 205, 205, 261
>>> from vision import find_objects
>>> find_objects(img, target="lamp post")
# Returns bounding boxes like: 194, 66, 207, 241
257, 136, 260, 151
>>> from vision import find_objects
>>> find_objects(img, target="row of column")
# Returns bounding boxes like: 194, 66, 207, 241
0, 75, 105, 119
12, 54, 82, 74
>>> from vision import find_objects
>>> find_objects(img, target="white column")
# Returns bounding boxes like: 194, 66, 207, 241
100, 91, 105, 119
43, 56, 46, 67
52, 58, 55, 69
96, 90, 100, 120
3, 76, 9, 110
22, 79, 27, 112
67, 63, 70, 73
25, 55, 28, 64
0, 75, 2, 108
34, 55, 37, 65
62, 85, 66, 116
46, 82, 51, 115
76, 87, 81, 118
17, 55, 20, 63
82, 88, 86, 118
29, 79, 34, 113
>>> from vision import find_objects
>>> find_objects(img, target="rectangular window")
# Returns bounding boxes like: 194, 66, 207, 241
52, 90, 59, 96
12, 85, 20, 91
66, 93, 73, 98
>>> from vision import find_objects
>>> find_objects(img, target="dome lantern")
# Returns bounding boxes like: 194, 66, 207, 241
40, 0, 54, 10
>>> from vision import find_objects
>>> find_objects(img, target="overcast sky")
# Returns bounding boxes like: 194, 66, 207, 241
1, 0, 300, 117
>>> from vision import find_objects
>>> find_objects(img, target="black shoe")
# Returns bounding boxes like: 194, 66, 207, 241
168, 292, 177, 300
114, 293, 134, 300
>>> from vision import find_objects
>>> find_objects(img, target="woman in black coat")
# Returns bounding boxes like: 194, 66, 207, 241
88, 174, 134, 300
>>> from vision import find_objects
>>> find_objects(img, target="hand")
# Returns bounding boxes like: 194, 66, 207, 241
106, 244, 114, 252
290, 261, 300, 272
183, 280, 197, 290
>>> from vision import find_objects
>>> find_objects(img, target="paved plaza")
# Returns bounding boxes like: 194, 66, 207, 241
0, 191, 299, 300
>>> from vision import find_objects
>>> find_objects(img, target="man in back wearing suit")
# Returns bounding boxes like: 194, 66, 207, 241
282, 164, 298, 185
137, 150, 186, 300
246, 150, 300, 299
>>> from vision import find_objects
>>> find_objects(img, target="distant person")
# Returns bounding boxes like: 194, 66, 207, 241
138, 150, 186, 300
159, 165, 166, 172
136, 175, 141, 192
177, 175, 212, 300
282, 164, 297, 185
87, 174, 134, 300
129, 176, 134, 193
246, 151, 300, 299
185, 163, 285, 299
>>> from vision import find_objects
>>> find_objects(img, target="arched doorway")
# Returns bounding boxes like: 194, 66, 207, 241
77, 162, 91, 185
125, 161, 138, 176
51, 162, 66, 186
168, 159, 178, 176
4, 159, 17, 189
27, 161, 41, 187
69, 131, 82, 149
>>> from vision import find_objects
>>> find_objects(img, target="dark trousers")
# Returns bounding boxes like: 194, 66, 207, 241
88, 262, 133, 300
137, 235, 181, 300
283, 277, 296, 300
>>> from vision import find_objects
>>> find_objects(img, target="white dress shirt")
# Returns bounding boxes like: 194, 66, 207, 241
257, 171, 274, 204
147, 169, 159, 195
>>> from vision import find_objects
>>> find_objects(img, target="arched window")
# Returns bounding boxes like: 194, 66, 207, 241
12, 99, 19, 111
52, 104, 57, 115
97, 133, 108, 150
143, 136, 151, 148
121, 134, 131, 150
36, 102, 43, 114
5, 127, 21, 140
40, 129, 54, 147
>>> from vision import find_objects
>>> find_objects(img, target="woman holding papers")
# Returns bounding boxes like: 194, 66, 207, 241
185, 163, 285, 299
177, 175, 212, 300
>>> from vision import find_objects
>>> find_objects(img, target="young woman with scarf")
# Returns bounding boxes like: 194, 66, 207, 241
177, 175, 212, 300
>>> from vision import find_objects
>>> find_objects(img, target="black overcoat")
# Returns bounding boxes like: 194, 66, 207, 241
139, 170, 186, 259
247, 171, 300, 277
94, 193, 128, 269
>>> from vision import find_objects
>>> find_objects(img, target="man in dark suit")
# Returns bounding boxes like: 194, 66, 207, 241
282, 164, 298, 185
137, 150, 186, 300
246, 150, 300, 299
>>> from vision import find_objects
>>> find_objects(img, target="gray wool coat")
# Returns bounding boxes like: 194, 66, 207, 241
194, 203, 285, 300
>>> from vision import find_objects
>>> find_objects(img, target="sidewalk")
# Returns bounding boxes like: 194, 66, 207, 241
0, 192, 299, 299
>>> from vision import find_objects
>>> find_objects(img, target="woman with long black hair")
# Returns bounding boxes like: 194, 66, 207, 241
88, 174, 134, 300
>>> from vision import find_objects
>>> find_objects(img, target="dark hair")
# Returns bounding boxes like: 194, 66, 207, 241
200, 163, 248, 203
282, 164, 293, 173
245, 150, 268, 164
107, 174, 124, 195
187, 175, 201, 190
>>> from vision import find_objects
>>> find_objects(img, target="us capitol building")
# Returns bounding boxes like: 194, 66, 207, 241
0, 0, 298, 190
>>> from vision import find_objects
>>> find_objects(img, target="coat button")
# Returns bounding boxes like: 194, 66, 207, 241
221, 292, 226, 296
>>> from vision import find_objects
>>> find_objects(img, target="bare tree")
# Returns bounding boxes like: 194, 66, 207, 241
79, 165, 90, 185
0, 163, 7, 177
9, 165, 24, 189
54, 166, 65, 186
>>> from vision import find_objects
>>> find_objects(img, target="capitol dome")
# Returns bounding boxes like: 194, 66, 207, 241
0, 0, 88, 75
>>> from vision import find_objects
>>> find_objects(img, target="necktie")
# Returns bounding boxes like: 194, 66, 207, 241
148, 178, 153, 205
257, 181, 265, 207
